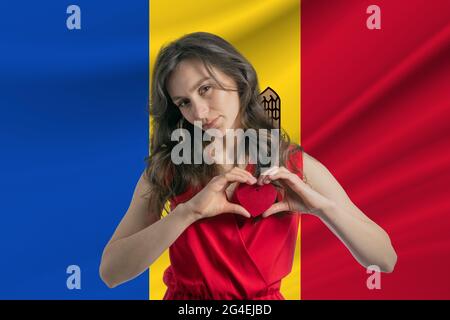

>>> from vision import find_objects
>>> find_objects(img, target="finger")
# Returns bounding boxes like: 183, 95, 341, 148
225, 172, 256, 185
260, 166, 279, 176
236, 170, 257, 184
216, 173, 253, 192
277, 167, 309, 187
213, 174, 243, 191
224, 202, 251, 218
225, 167, 254, 183
258, 166, 279, 185
262, 201, 290, 218
267, 171, 302, 192
222, 174, 249, 189
230, 167, 257, 182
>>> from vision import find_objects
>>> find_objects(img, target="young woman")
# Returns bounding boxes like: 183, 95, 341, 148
99, 32, 397, 299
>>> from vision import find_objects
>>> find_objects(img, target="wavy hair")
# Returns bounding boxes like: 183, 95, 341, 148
145, 32, 302, 217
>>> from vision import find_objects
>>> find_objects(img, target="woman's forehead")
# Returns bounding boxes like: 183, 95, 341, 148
169, 59, 209, 85
167, 59, 229, 97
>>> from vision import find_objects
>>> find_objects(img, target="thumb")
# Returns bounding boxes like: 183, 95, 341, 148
223, 202, 251, 218
262, 201, 290, 218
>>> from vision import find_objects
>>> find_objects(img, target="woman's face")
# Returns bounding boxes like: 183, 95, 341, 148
167, 58, 241, 135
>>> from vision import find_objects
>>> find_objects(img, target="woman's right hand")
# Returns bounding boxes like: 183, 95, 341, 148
185, 167, 257, 220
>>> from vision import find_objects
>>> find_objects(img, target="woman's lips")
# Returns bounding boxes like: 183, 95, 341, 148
203, 116, 221, 130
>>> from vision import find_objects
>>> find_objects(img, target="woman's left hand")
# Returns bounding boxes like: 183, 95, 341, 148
257, 166, 335, 218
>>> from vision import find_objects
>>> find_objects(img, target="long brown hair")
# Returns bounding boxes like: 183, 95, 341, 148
145, 32, 302, 217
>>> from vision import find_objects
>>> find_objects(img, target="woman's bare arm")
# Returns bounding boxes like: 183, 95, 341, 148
302, 152, 398, 272
260, 151, 397, 272
99, 165, 253, 288
99, 171, 197, 288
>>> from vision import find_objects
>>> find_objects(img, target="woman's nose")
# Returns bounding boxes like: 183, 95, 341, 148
190, 99, 209, 121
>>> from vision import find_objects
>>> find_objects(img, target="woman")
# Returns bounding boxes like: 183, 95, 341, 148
99, 32, 397, 299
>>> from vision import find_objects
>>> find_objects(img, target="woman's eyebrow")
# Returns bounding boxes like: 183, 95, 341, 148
172, 76, 211, 101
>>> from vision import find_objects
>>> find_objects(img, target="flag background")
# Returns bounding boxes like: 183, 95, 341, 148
149, 0, 301, 300
0, 0, 449, 299
0, 2, 149, 298
301, 0, 450, 299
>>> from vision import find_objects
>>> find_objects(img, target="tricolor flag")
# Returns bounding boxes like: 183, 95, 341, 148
0, 0, 449, 300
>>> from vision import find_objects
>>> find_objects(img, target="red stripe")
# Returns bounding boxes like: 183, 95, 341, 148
301, 0, 450, 299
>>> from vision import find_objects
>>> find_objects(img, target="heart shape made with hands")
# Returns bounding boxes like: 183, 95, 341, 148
232, 182, 282, 218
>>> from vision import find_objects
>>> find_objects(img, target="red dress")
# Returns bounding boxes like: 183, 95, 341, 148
162, 148, 303, 300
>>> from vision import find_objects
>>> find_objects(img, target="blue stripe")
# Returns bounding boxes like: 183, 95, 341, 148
0, 1, 149, 299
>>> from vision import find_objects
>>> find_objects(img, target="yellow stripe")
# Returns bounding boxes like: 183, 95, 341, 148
149, 0, 301, 300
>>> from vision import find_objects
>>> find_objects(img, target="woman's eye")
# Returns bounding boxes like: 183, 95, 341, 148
177, 100, 190, 108
199, 85, 211, 95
